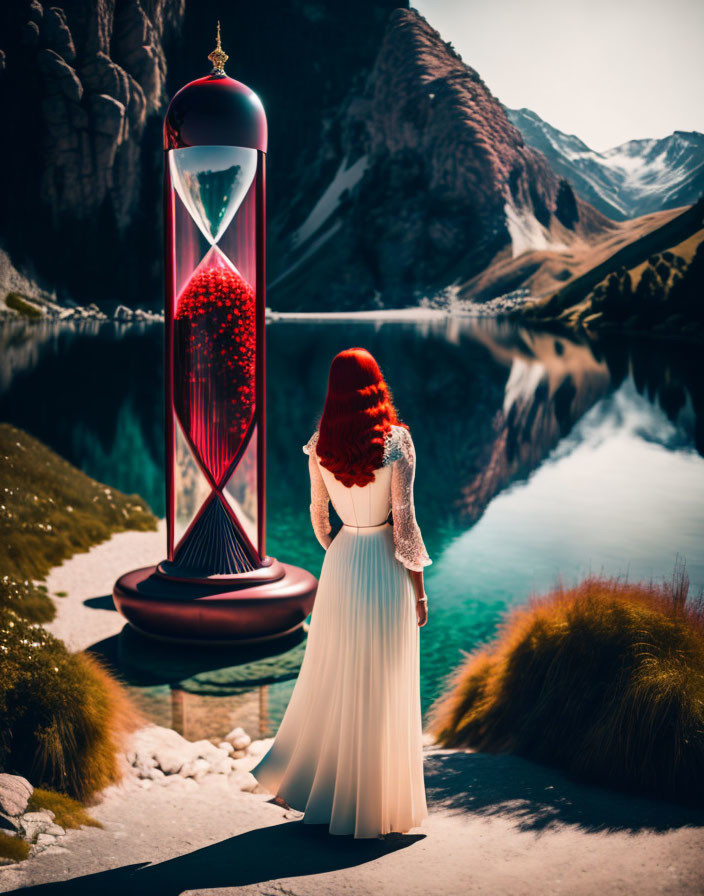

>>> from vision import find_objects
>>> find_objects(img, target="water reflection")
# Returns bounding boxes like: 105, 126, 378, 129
2, 316, 703, 728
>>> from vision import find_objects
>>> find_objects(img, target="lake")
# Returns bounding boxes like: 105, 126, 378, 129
2, 316, 704, 740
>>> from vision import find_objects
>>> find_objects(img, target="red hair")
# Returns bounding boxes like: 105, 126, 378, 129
316, 348, 405, 488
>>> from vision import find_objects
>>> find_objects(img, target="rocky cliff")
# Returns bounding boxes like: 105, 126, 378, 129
0, 0, 402, 307
0, 0, 184, 304
269, 8, 611, 310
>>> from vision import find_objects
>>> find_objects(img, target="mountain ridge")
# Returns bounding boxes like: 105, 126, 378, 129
506, 108, 704, 221
269, 8, 611, 310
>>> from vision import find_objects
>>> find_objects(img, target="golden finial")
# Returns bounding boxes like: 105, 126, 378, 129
208, 21, 228, 74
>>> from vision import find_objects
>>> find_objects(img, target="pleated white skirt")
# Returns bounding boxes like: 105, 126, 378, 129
250, 522, 428, 838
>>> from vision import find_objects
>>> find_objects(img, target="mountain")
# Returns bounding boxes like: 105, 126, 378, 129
269, 9, 611, 310
507, 108, 704, 221
0, 0, 402, 308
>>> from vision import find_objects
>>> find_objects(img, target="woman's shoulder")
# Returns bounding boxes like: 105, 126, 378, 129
383, 424, 414, 465
302, 430, 320, 456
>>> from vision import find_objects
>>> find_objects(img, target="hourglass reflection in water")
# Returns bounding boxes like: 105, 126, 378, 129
169, 145, 259, 564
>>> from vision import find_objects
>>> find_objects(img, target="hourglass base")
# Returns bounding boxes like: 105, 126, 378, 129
112, 562, 318, 644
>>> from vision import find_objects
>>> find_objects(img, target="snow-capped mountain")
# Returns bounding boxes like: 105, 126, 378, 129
507, 108, 704, 221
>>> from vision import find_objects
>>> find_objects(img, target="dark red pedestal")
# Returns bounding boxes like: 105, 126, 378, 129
113, 563, 317, 645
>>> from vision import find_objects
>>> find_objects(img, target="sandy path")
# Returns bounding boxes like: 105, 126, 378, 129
43, 520, 166, 652
6, 526, 702, 894
0, 748, 702, 896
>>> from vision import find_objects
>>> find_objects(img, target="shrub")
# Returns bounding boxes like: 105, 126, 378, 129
27, 789, 101, 829
5, 292, 41, 319
429, 571, 704, 805
0, 611, 144, 800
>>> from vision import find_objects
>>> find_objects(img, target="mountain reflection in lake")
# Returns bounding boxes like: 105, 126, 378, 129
1, 316, 703, 734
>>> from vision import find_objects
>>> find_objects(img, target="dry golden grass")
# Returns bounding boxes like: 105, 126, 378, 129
429, 568, 704, 804
0, 832, 30, 863
27, 789, 102, 829
0, 613, 145, 801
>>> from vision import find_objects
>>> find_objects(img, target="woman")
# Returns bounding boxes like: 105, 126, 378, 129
251, 347, 431, 838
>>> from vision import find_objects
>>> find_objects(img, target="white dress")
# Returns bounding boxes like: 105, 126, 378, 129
250, 424, 432, 838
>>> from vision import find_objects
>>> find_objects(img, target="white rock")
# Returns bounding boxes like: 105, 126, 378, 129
36, 832, 60, 845
232, 771, 259, 793
153, 748, 185, 776
190, 739, 222, 759
114, 304, 134, 321
209, 759, 232, 776
20, 818, 52, 841
224, 727, 252, 751
44, 823, 65, 837
180, 757, 210, 779
218, 742, 234, 755
0, 774, 33, 817
246, 738, 273, 757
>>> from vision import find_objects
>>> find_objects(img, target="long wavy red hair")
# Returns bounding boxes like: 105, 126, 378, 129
316, 348, 405, 488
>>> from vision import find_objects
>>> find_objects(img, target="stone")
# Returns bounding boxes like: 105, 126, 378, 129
233, 771, 259, 793
218, 742, 234, 756
152, 748, 184, 776
114, 304, 134, 320
209, 759, 233, 776
0, 774, 33, 817
20, 813, 54, 841
224, 727, 252, 751
180, 758, 210, 779
190, 740, 223, 759
246, 738, 273, 757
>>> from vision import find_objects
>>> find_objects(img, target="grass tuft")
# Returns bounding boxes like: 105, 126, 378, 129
0, 832, 30, 863
27, 789, 102, 829
428, 570, 704, 805
0, 611, 145, 800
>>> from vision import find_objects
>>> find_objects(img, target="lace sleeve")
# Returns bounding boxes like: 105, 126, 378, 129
302, 432, 332, 550
390, 427, 432, 572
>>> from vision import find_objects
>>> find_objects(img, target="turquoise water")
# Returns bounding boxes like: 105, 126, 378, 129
2, 317, 704, 733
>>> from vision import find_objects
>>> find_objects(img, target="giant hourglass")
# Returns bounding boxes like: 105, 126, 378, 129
113, 27, 317, 642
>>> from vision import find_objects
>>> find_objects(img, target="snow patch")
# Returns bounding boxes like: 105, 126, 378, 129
504, 202, 567, 257
292, 155, 368, 248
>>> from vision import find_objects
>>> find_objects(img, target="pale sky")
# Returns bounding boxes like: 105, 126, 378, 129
413, 0, 704, 151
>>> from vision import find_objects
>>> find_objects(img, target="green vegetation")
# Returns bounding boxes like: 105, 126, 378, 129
0, 423, 156, 581
588, 242, 703, 332
5, 292, 42, 319
524, 198, 704, 338
27, 789, 101, 830
0, 576, 55, 623
429, 569, 704, 805
0, 832, 30, 863
0, 611, 144, 800
0, 424, 153, 825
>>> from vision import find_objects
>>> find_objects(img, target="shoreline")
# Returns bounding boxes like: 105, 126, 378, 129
0, 523, 699, 892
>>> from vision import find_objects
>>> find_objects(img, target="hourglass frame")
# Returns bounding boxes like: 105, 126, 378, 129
113, 32, 317, 642
162, 96, 268, 580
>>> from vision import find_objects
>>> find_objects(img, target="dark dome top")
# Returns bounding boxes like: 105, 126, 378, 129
164, 74, 267, 152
